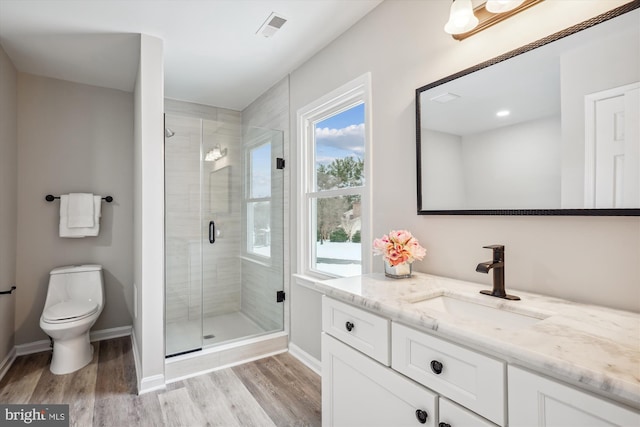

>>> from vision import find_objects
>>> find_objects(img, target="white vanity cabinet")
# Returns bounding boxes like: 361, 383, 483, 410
508, 366, 640, 427
320, 296, 640, 427
322, 333, 438, 427
322, 296, 499, 427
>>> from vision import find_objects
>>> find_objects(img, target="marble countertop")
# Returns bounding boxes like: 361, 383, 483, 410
304, 272, 640, 409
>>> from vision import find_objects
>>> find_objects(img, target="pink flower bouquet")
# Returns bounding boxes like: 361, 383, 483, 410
373, 230, 426, 267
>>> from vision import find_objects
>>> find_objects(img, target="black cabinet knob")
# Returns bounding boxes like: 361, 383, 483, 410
439, 423, 451, 427
345, 321, 354, 332
415, 409, 428, 424
430, 360, 443, 374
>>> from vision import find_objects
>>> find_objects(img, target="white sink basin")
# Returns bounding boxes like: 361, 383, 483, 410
410, 294, 548, 329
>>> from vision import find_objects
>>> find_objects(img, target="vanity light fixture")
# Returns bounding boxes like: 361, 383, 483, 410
485, 0, 525, 13
444, 0, 479, 35
447, 0, 544, 41
496, 110, 510, 117
205, 145, 227, 162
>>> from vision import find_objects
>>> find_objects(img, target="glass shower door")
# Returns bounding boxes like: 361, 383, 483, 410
200, 125, 284, 348
165, 112, 284, 357
165, 114, 204, 357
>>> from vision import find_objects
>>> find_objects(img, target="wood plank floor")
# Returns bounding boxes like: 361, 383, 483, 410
0, 337, 321, 427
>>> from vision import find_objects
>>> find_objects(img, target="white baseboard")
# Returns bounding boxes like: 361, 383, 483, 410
131, 330, 141, 391
90, 325, 132, 342
138, 374, 166, 395
289, 342, 321, 376
15, 325, 133, 357
0, 347, 16, 382
131, 330, 166, 395
16, 340, 50, 356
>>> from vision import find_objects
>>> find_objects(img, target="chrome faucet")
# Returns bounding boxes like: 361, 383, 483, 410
476, 245, 520, 300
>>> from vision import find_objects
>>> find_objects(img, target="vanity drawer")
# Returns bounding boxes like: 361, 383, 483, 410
392, 322, 505, 426
439, 397, 497, 427
322, 296, 390, 365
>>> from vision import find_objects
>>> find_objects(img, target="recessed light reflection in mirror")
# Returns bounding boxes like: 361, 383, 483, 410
496, 110, 510, 117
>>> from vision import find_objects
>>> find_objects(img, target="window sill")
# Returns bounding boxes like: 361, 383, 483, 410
239, 255, 272, 268
293, 273, 339, 292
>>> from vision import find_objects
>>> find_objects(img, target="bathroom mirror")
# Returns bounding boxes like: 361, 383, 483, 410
416, 3, 640, 215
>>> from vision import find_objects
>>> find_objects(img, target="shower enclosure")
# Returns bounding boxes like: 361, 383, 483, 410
164, 112, 284, 357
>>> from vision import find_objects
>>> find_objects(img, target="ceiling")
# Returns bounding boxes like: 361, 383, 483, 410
0, 0, 382, 110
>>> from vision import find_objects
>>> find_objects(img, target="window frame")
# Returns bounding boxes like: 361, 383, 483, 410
244, 134, 273, 263
296, 73, 372, 279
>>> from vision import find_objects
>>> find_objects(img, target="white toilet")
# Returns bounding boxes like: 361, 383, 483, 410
39, 264, 104, 375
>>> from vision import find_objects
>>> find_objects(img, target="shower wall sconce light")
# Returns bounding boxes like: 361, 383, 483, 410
205, 145, 227, 162
445, 0, 544, 40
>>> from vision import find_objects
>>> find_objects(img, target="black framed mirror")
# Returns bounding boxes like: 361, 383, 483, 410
416, 2, 640, 216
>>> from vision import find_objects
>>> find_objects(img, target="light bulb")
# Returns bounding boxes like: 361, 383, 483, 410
444, 0, 479, 35
486, 0, 525, 14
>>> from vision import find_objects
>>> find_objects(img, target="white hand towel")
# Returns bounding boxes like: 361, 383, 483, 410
67, 193, 95, 228
60, 195, 102, 238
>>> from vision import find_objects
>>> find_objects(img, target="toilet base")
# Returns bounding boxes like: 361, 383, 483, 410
50, 333, 94, 375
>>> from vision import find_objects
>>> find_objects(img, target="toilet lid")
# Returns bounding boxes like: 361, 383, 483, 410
43, 301, 99, 322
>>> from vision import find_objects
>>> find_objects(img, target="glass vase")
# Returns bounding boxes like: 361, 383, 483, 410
384, 260, 412, 279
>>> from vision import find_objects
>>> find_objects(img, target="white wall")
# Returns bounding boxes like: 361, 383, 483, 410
289, 0, 639, 361
421, 129, 465, 210
133, 34, 165, 393
462, 116, 561, 209
15, 73, 134, 345
0, 44, 17, 370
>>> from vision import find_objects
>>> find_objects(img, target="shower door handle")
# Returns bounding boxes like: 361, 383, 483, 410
209, 221, 216, 244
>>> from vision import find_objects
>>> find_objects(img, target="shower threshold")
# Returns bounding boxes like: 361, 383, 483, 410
164, 330, 288, 383
166, 311, 270, 356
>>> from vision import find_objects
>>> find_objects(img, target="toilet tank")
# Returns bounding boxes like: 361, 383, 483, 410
48, 264, 104, 307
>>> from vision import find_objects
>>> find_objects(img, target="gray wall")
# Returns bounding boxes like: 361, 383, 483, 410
289, 0, 639, 362
0, 44, 17, 367
241, 76, 289, 333
15, 73, 134, 345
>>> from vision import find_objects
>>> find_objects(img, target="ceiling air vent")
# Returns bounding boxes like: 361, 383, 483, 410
257, 12, 287, 38
430, 92, 460, 104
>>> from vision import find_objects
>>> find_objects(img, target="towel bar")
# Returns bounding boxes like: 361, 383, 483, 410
45, 194, 113, 203
0, 286, 16, 295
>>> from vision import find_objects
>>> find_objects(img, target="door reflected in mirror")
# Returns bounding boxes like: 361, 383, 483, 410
416, 3, 640, 215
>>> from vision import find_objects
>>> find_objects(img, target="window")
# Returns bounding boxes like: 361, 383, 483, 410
297, 74, 371, 278
246, 140, 271, 259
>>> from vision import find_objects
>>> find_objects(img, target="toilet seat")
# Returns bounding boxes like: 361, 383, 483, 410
42, 300, 99, 323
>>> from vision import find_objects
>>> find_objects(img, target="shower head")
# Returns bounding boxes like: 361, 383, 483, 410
165, 127, 175, 138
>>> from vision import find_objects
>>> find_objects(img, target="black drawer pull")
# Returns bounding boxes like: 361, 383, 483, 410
415, 409, 428, 424
430, 360, 443, 374
439, 423, 451, 427
345, 321, 354, 332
